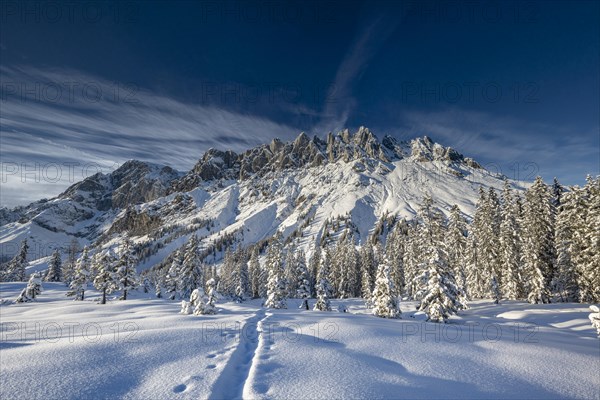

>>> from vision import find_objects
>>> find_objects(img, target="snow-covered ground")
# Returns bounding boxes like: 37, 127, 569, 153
1, 283, 598, 399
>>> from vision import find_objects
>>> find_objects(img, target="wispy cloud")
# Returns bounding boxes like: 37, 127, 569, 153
0, 66, 299, 207
317, 11, 399, 133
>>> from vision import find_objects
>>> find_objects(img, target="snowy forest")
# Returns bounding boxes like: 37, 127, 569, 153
2, 175, 599, 324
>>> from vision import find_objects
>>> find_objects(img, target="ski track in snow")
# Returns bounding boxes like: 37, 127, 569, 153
208, 308, 268, 400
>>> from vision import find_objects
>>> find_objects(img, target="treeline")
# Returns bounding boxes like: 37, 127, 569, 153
163, 175, 598, 312
2, 175, 597, 320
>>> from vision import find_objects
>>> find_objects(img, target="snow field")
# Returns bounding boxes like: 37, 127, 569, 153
1, 284, 599, 399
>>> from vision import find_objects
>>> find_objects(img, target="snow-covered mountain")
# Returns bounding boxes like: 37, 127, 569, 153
0, 127, 526, 271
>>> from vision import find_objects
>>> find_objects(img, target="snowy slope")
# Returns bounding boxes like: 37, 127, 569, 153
1, 284, 598, 399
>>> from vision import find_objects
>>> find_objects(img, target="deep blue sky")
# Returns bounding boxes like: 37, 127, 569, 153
1, 0, 598, 206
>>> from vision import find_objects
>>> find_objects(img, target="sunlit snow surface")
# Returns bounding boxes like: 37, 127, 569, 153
1, 283, 598, 399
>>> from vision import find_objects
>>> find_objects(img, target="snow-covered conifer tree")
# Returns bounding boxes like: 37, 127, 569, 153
371, 260, 401, 318
308, 245, 322, 298
116, 238, 138, 300
409, 195, 447, 300
154, 273, 163, 299
466, 187, 501, 300
235, 249, 250, 302
336, 233, 359, 298
179, 234, 204, 299
93, 250, 119, 304
499, 182, 522, 300
446, 205, 468, 295
5, 239, 29, 282
67, 246, 91, 300
264, 236, 287, 309
522, 177, 555, 304
196, 278, 217, 315
552, 177, 564, 207
553, 189, 580, 302
218, 248, 237, 297
284, 249, 298, 298
45, 250, 62, 282
141, 275, 151, 294
579, 176, 600, 302
248, 247, 261, 298
181, 288, 204, 315
295, 249, 310, 310
27, 272, 42, 299
62, 239, 79, 287
359, 242, 376, 300
16, 272, 43, 303
403, 225, 421, 299
417, 247, 464, 322
313, 250, 332, 311
386, 222, 407, 297
165, 249, 183, 300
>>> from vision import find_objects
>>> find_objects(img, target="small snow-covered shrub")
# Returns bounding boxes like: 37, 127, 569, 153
180, 300, 192, 314
589, 305, 600, 336
197, 280, 217, 315
15, 273, 43, 303
181, 280, 217, 315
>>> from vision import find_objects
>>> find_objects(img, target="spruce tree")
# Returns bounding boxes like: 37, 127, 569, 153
295, 249, 311, 310
15, 272, 43, 303
179, 234, 204, 299
62, 239, 79, 287
499, 182, 522, 300
116, 238, 138, 300
264, 236, 287, 309
45, 250, 62, 282
466, 187, 501, 301
581, 176, 600, 302
235, 248, 250, 302
67, 246, 91, 300
361, 255, 373, 306
284, 249, 298, 298
337, 233, 359, 298
248, 247, 261, 298
417, 247, 464, 322
199, 278, 218, 315
93, 250, 119, 304
552, 177, 564, 207
446, 205, 468, 296
371, 260, 401, 318
410, 195, 447, 301
165, 249, 183, 300
522, 177, 554, 304
6, 239, 28, 281
403, 225, 421, 299
257, 254, 269, 299
308, 245, 322, 298
313, 250, 332, 311
554, 189, 580, 302
219, 248, 237, 297
359, 242, 376, 300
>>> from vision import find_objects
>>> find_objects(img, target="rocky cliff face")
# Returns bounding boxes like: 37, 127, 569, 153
170, 127, 474, 193
59, 160, 181, 211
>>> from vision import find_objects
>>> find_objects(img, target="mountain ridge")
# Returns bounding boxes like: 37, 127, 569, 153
0, 128, 521, 271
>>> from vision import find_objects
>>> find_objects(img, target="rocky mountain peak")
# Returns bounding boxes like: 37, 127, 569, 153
59, 160, 180, 211
170, 128, 483, 193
